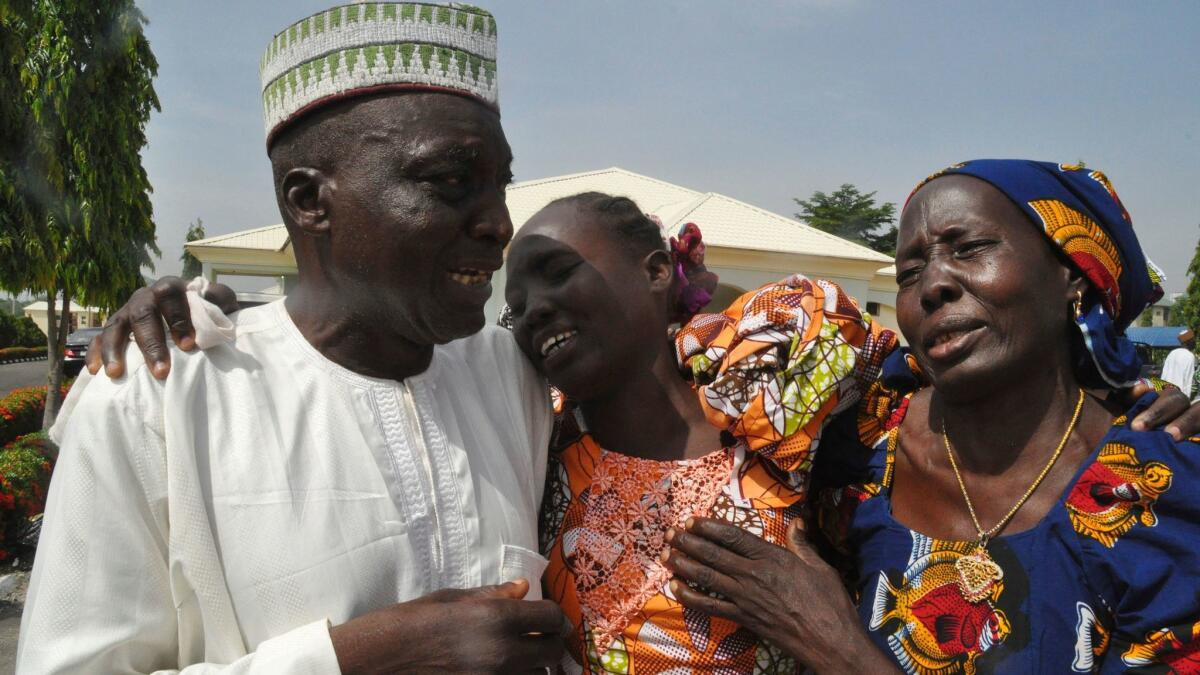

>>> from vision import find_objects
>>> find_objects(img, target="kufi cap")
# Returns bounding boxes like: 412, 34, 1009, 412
260, 2, 498, 146
1179, 328, 1194, 344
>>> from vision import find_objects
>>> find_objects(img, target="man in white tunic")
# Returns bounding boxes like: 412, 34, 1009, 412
1163, 328, 1197, 397
18, 4, 564, 673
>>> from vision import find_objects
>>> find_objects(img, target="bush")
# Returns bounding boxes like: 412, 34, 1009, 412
0, 382, 70, 447
0, 312, 17, 348
0, 431, 56, 562
0, 345, 48, 364
15, 315, 46, 347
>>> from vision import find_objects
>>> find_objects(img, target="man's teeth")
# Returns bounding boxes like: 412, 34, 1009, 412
448, 268, 490, 286
540, 330, 578, 357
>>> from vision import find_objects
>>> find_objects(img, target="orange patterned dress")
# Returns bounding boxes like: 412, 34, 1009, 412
539, 275, 898, 673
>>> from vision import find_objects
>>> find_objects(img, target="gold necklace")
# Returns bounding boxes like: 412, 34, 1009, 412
942, 387, 1086, 602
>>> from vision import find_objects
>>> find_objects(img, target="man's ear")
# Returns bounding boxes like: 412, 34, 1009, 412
281, 167, 334, 235
644, 249, 674, 293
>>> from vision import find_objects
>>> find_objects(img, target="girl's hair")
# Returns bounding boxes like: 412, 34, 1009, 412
544, 192, 668, 258
543, 191, 717, 324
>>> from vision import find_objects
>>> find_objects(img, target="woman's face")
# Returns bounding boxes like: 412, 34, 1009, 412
504, 203, 671, 399
896, 175, 1081, 400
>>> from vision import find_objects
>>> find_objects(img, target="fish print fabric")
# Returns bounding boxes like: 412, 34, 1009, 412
819, 387, 1200, 674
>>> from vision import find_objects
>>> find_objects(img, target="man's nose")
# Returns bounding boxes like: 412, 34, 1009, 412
468, 188, 513, 246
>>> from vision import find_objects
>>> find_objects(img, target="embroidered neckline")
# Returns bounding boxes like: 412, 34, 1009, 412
573, 435, 735, 655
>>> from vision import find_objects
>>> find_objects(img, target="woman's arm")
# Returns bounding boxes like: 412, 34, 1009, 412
664, 517, 900, 675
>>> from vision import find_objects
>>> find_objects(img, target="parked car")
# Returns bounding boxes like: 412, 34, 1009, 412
63, 327, 103, 376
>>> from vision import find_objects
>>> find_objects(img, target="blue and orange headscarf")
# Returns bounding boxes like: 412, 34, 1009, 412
908, 160, 1165, 388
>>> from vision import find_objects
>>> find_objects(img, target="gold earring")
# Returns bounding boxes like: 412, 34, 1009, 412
1073, 289, 1084, 321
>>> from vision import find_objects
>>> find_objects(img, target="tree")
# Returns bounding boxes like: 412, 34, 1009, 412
0, 1, 160, 428
1171, 227, 1200, 337
180, 218, 205, 279
794, 184, 898, 255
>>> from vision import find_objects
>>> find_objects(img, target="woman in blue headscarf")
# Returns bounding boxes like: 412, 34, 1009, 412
664, 160, 1200, 673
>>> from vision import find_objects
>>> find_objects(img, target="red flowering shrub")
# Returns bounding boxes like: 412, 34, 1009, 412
0, 431, 55, 562
0, 382, 71, 447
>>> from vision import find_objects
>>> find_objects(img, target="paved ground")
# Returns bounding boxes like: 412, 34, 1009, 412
0, 571, 28, 675
0, 360, 49, 398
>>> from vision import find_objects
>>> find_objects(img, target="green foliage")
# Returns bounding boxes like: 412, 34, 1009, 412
794, 184, 898, 255
1171, 229, 1200, 336
181, 218, 206, 279
0, 1, 159, 427
0, 0, 161, 308
0, 430, 56, 562
0, 311, 15, 347
1138, 308, 1153, 327
14, 314, 44, 347
0, 313, 46, 348
0, 383, 70, 447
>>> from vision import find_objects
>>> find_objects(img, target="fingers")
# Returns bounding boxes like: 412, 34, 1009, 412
662, 548, 738, 598
203, 283, 240, 315
98, 311, 135, 379
501, 633, 567, 670
129, 300, 173, 379
504, 598, 570, 636
1163, 398, 1200, 442
85, 334, 103, 375
150, 277, 196, 352
669, 579, 741, 623
785, 518, 808, 555
678, 516, 775, 560
1132, 387, 1188, 435
473, 578, 530, 600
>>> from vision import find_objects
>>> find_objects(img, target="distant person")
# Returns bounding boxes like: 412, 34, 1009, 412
18, 4, 567, 672
1162, 328, 1197, 397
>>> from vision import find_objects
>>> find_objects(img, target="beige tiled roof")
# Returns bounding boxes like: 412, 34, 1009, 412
187, 168, 894, 265
188, 224, 290, 251
507, 167, 893, 263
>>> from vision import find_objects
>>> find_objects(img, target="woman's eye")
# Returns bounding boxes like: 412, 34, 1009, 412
896, 266, 921, 287
956, 240, 992, 256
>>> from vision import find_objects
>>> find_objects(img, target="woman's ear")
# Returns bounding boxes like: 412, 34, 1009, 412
1066, 268, 1090, 311
644, 249, 674, 293
282, 167, 334, 235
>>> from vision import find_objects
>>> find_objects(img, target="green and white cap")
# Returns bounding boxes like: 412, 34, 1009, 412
260, 2, 498, 145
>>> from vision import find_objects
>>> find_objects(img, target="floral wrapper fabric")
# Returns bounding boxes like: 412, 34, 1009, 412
540, 275, 897, 674
674, 274, 898, 482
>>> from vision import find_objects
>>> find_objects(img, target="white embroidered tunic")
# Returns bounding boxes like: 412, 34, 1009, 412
18, 300, 551, 674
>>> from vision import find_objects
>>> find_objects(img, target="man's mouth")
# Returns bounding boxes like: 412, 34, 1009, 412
447, 267, 492, 286
540, 330, 578, 358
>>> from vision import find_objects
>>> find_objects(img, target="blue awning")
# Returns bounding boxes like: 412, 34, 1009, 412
1126, 326, 1191, 349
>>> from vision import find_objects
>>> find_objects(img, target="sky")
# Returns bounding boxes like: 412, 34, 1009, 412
136, 1, 1200, 293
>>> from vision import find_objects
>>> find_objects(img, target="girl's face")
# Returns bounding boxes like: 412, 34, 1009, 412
503, 203, 672, 400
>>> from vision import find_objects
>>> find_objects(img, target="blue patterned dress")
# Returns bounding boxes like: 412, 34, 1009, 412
819, 395, 1200, 674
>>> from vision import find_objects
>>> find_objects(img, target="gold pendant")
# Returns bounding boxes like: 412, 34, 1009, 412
955, 544, 1003, 603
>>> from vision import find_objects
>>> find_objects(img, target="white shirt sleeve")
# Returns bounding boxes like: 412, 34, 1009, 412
18, 365, 341, 675
1162, 348, 1196, 398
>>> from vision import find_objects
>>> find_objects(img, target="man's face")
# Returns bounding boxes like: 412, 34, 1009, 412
323, 92, 514, 345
